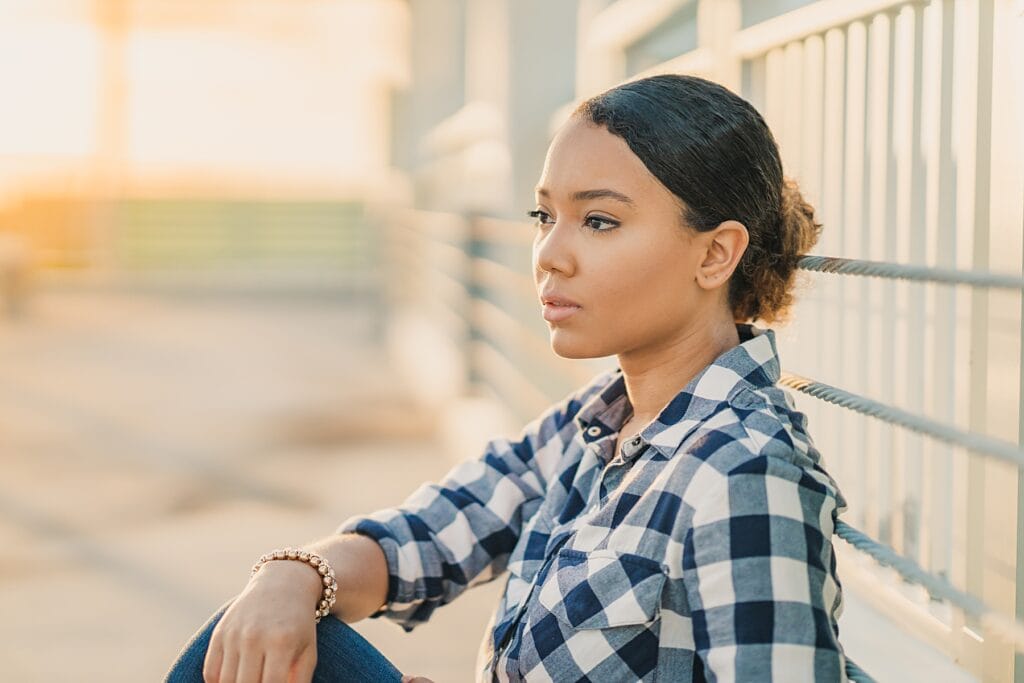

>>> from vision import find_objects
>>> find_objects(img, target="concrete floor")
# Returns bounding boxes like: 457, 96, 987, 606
0, 283, 502, 681
0, 280, 979, 681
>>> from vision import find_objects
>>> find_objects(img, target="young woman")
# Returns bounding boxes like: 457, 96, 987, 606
167, 73, 849, 682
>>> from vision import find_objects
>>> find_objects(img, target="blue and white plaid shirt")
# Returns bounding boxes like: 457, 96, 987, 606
337, 323, 850, 681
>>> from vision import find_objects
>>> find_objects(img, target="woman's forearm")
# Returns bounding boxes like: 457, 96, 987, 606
251, 532, 389, 623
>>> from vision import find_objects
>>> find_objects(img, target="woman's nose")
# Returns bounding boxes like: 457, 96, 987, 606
533, 220, 576, 278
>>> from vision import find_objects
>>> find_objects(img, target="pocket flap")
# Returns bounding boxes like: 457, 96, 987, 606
537, 548, 667, 629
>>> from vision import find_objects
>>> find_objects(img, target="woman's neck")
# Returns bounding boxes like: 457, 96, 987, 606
616, 320, 740, 427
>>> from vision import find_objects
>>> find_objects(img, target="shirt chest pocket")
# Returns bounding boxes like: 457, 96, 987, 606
536, 548, 668, 629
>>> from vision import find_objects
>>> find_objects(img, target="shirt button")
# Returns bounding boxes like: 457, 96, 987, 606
631, 437, 641, 446
586, 426, 602, 437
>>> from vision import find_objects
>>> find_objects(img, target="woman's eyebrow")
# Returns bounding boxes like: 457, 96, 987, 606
534, 187, 636, 208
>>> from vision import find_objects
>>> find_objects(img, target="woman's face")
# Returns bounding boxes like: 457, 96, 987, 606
532, 117, 711, 360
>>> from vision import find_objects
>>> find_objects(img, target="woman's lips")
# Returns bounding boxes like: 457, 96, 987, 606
542, 302, 581, 322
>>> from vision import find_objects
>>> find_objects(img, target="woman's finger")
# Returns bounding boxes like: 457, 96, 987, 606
202, 638, 225, 683
400, 676, 436, 683
259, 649, 290, 683
235, 647, 263, 683
288, 645, 317, 683
217, 648, 240, 683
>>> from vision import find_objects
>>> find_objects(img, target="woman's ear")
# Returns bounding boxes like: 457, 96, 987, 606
694, 220, 748, 291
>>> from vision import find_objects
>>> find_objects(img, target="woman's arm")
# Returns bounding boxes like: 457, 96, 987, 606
248, 532, 391, 622
203, 370, 613, 682
334, 369, 615, 631
202, 533, 391, 683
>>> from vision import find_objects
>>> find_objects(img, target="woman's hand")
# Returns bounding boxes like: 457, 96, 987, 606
203, 560, 324, 683
400, 676, 436, 683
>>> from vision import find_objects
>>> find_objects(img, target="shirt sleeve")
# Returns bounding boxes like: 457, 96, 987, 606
335, 371, 612, 631
682, 453, 848, 681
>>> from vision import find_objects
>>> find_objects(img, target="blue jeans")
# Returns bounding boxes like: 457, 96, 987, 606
165, 599, 404, 683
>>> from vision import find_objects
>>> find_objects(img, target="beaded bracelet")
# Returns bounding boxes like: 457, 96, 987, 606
251, 547, 338, 623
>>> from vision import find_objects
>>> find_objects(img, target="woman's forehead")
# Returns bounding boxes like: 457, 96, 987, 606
537, 119, 673, 209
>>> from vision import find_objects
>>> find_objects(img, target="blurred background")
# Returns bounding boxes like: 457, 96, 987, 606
0, 0, 1022, 681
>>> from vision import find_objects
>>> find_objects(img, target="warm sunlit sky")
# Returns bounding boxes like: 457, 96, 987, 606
0, 0, 408, 200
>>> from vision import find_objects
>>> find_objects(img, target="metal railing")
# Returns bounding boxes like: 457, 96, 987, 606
378, 208, 612, 421
572, 0, 1014, 677
397, 0, 1019, 678
389, 202, 1024, 683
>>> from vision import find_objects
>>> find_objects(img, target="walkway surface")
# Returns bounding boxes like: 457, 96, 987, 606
0, 279, 976, 682
0, 281, 504, 681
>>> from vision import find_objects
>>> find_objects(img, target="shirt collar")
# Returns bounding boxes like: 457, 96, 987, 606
573, 323, 781, 457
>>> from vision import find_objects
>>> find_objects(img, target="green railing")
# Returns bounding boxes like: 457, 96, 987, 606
2, 196, 376, 280
380, 207, 611, 426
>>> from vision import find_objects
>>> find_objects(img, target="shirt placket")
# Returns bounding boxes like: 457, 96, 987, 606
490, 434, 608, 680
490, 425, 647, 680
589, 434, 647, 512
490, 533, 571, 680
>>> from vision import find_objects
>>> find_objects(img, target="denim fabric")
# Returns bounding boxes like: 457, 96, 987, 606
165, 598, 404, 683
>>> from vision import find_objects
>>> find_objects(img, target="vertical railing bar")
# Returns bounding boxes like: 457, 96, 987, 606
843, 18, 870, 530
745, 54, 766, 115
929, 0, 956, 605
887, 5, 908, 558
965, 0, 993, 673
918, 0, 937, 604
869, 8, 900, 549
782, 40, 804, 176
821, 24, 847, 507
870, 8, 900, 550
913, 1, 931, 580
800, 33, 826, 468
864, 13, 883, 543
467, 214, 485, 392
764, 47, 786, 147
900, 0, 927, 570
772, 31, 808, 438
1016, 192, 1024, 683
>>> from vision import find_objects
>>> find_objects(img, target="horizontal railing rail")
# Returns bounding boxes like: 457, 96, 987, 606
798, 254, 1024, 290
779, 371, 1024, 470
836, 521, 1024, 651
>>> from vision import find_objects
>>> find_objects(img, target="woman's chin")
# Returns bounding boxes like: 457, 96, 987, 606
548, 329, 603, 359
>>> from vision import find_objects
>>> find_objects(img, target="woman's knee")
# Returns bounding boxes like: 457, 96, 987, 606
312, 618, 404, 683
165, 598, 404, 683
164, 599, 234, 683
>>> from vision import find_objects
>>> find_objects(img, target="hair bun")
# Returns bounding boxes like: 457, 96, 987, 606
779, 176, 822, 263
736, 176, 823, 324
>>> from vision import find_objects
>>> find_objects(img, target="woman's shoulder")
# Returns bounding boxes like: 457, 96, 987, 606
728, 384, 815, 459
678, 382, 844, 502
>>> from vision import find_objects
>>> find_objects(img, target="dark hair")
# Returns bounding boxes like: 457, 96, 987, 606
574, 74, 821, 324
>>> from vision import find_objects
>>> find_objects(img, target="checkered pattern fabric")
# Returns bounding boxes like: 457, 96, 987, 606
337, 323, 850, 681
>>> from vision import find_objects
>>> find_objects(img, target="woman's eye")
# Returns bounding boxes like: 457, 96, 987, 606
527, 210, 619, 233
584, 215, 619, 232
527, 209, 553, 226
